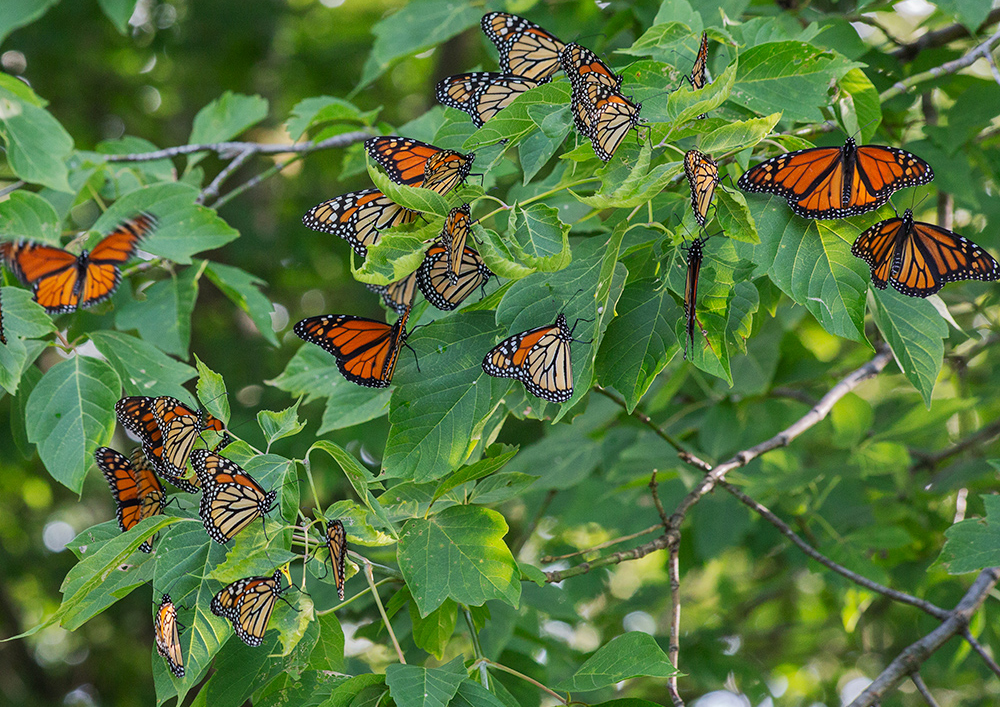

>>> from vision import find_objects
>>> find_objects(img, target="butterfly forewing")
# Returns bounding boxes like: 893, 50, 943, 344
482, 313, 575, 403
365, 136, 474, 196
435, 72, 537, 128
192, 449, 276, 544
303, 188, 418, 258
481, 12, 566, 82
416, 243, 492, 311
210, 570, 287, 647
155, 594, 185, 677
326, 520, 348, 600
684, 150, 720, 227
96, 446, 164, 553
367, 271, 418, 315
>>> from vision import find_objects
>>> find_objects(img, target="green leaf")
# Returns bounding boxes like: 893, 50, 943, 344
359, 0, 481, 89
89, 331, 197, 403
187, 92, 269, 167
714, 189, 759, 244
386, 658, 466, 707
257, 400, 306, 448
576, 145, 681, 210
383, 311, 509, 483
25, 356, 120, 492
115, 262, 203, 359
409, 598, 456, 659
474, 226, 534, 281
732, 41, 860, 122
307, 613, 346, 672
469, 472, 538, 504
368, 163, 451, 217
940, 495, 1000, 574
353, 218, 436, 285
93, 183, 240, 265
507, 202, 571, 272
836, 68, 881, 143
935, 0, 992, 32
398, 505, 520, 616
0, 190, 62, 242
555, 632, 679, 691
618, 21, 693, 62
870, 288, 947, 407
465, 83, 571, 149
0, 0, 60, 45
194, 354, 231, 424
203, 260, 278, 346
96, 0, 137, 33
697, 113, 781, 154
0, 287, 55, 395
450, 680, 509, 707
285, 96, 379, 139
0, 84, 74, 191
595, 278, 680, 411
308, 441, 398, 539
430, 447, 518, 507
661, 59, 737, 125
519, 114, 572, 184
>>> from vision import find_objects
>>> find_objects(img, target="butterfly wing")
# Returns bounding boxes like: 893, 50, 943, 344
689, 32, 709, 90
481, 12, 566, 82
482, 313, 575, 403
891, 215, 1000, 297
559, 43, 622, 89
587, 87, 642, 162
737, 145, 846, 218
365, 136, 474, 196
193, 449, 276, 544
1, 241, 81, 313
436, 72, 537, 128
303, 188, 417, 257
152, 396, 208, 478
293, 311, 409, 387
416, 242, 492, 311
367, 271, 418, 315
441, 205, 472, 285
79, 212, 155, 309
210, 571, 285, 647
851, 216, 901, 290
422, 150, 475, 196
326, 520, 348, 600
0, 287, 5, 345
155, 595, 185, 677
96, 446, 161, 553
850, 145, 934, 212
683, 237, 709, 359
684, 150, 720, 227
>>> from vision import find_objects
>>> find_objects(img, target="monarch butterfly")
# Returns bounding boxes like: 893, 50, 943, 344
851, 209, 1000, 297
580, 84, 643, 162
0, 213, 155, 313
95, 446, 165, 553
435, 72, 539, 128
154, 594, 185, 677
210, 570, 289, 647
326, 520, 348, 601
559, 42, 622, 90
688, 32, 710, 91
367, 271, 418, 315
0, 287, 6, 345
416, 241, 492, 311
191, 449, 277, 544
482, 313, 582, 403
365, 137, 475, 196
684, 150, 720, 227
294, 306, 411, 388
303, 188, 418, 258
481, 12, 566, 82
737, 137, 934, 220
438, 204, 473, 285
682, 236, 710, 360
115, 396, 223, 492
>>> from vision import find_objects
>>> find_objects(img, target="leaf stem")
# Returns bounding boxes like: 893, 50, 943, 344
463, 607, 489, 687
364, 559, 405, 664
316, 576, 397, 615
480, 659, 567, 704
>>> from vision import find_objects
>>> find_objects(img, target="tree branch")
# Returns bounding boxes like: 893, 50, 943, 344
910, 672, 941, 707
847, 568, 1000, 707
911, 417, 1000, 471
102, 131, 371, 163
593, 386, 686, 453
881, 28, 1000, 101
667, 543, 683, 707
962, 628, 1000, 679
892, 8, 1000, 61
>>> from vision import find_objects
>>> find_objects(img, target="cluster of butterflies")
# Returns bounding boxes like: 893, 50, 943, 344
94, 395, 350, 676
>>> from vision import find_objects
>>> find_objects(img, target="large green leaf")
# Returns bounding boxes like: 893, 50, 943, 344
308, 441, 397, 538
203, 260, 278, 346
398, 505, 520, 616
0, 80, 74, 191
186, 92, 269, 167
870, 288, 947, 407
90, 330, 197, 403
383, 310, 509, 483
194, 355, 231, 424
939, 495, 1000, 574
409, 598, 456, 659
25, 355, 121, 491
0, 287, 55, 395
464, 82, 571, 149
0, 190, 62, 242
285, 96, 379, 140
386, 657, 466, 707
96, 0, 137, 33
555, 632, 679, 691
257, 401, 306, 450
115, 262, 203, 359
507, 202, 571, 272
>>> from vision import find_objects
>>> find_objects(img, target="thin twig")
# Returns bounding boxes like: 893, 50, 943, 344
912, 418, 1000, 471
847, 568, 1000, 707
910, 672, 940, 707
363, 560, 405, 664
892, 8, 1000, 61
464, 607, 490, 687
650, 470, 670, 528
540, 524, 661, 563
544, 533, 672, 583
0, 180, 25, 198
315, 576, 398, 615
213, 154, 301, 208
717, 480, 949, 620
102, 131, 371, 163
667, 543, 683, 706
198, 147, 254, 205
962, 628, 1000, 679
881, 28, 1000, 101
483, 659, 568, 705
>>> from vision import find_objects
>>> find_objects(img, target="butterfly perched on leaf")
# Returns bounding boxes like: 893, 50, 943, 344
0, 212, 155, 313
682, 236, 711, 359
294, 306, 412, 388
210, 570, 290, 647
563, 74, 642, 162
154, 594, 185, 677
851, 208, 1000, 297
95, 446, 165, 553
367, 272, 418, 315
684, 150, 720, 227
0, 287, 6, 345
417, 241, 492, 312
737, 137, 934, 220
559, 42, 622, 90
482, 313, 583, 403
191, 449, 277, 544
326, 520, 348, 601
686, 32, 710, 118
365, 136, 475, 196
436, 72, 539, 128
481, 11, 566, 82
303, 188, 418, 258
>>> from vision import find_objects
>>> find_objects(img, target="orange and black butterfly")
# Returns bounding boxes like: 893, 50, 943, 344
303, 188, 418, 258
367, 271, 418, 315
576, 84, 642, 162
481, 12, 566, 83
416, 241, 492, 312
0, 213, 155, 313
737, 138, 934, 220
482, 313, 582, 403
326, 520, 348, 601
154, 594, 185, 677
294, 306, 411, 388
192, 449, 277, 544
687, 31, 710, 118
0, 287, 6, 345
365, 137, 475, 196
684, 150, 720, 227
115, 396, 223, 491
95, 446, 165, 553
559, 42, 622, 91
682, 236, 710, 359
439, 204, 473, 285
210, 570, 289, 647
436, 72, 539, 128
851, 208, 1000, 297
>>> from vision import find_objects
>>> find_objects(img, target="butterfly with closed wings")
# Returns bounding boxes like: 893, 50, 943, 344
192, 449, 277, 544
481, 12, 566, 82
684, 150, 720, 227
211, 570, 291, 647
154, 594, 185, 677
365, 136, 475, 197
95, 446, 165, 553
303, 188, 418, 258
436, 72, 539, 128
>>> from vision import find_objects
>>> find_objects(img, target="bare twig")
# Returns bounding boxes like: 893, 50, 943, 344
0, 180, 25, 198
717, 480, 949, 620
102, 131, 370, 163
847, 568, 1000, 707
198, 147, 254, 205
482, 659, 568, 704
892, 8, 1000, 61
650, 470, 670, 528
594, 386, 686, 453
540, 524, 661, 562
910, 672, 940, 707
667, 543, 683, 706
912, 418, 1000, 471
962, 628, 1000, 679
881, 28, 1000, 101
213, 154, 299, 208
544, 533, 673, 583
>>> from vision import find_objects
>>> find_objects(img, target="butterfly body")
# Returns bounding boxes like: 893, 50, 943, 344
95, 446, 165, 553
482, 313, 578, 403
682, 236, 710, 359
684, 150, 720, 226
738, 138, 934, 220
365, 137, 475, 196
211, 570, 288, 647
326, 520, 348, 600
851, 209, 1000, 297
436, 72, 538, 128
481, 12, 566, 82
1, 213, 155, 313
303, 188, 418, 258
154, 594, 185, 677
192, 449, 276, 544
